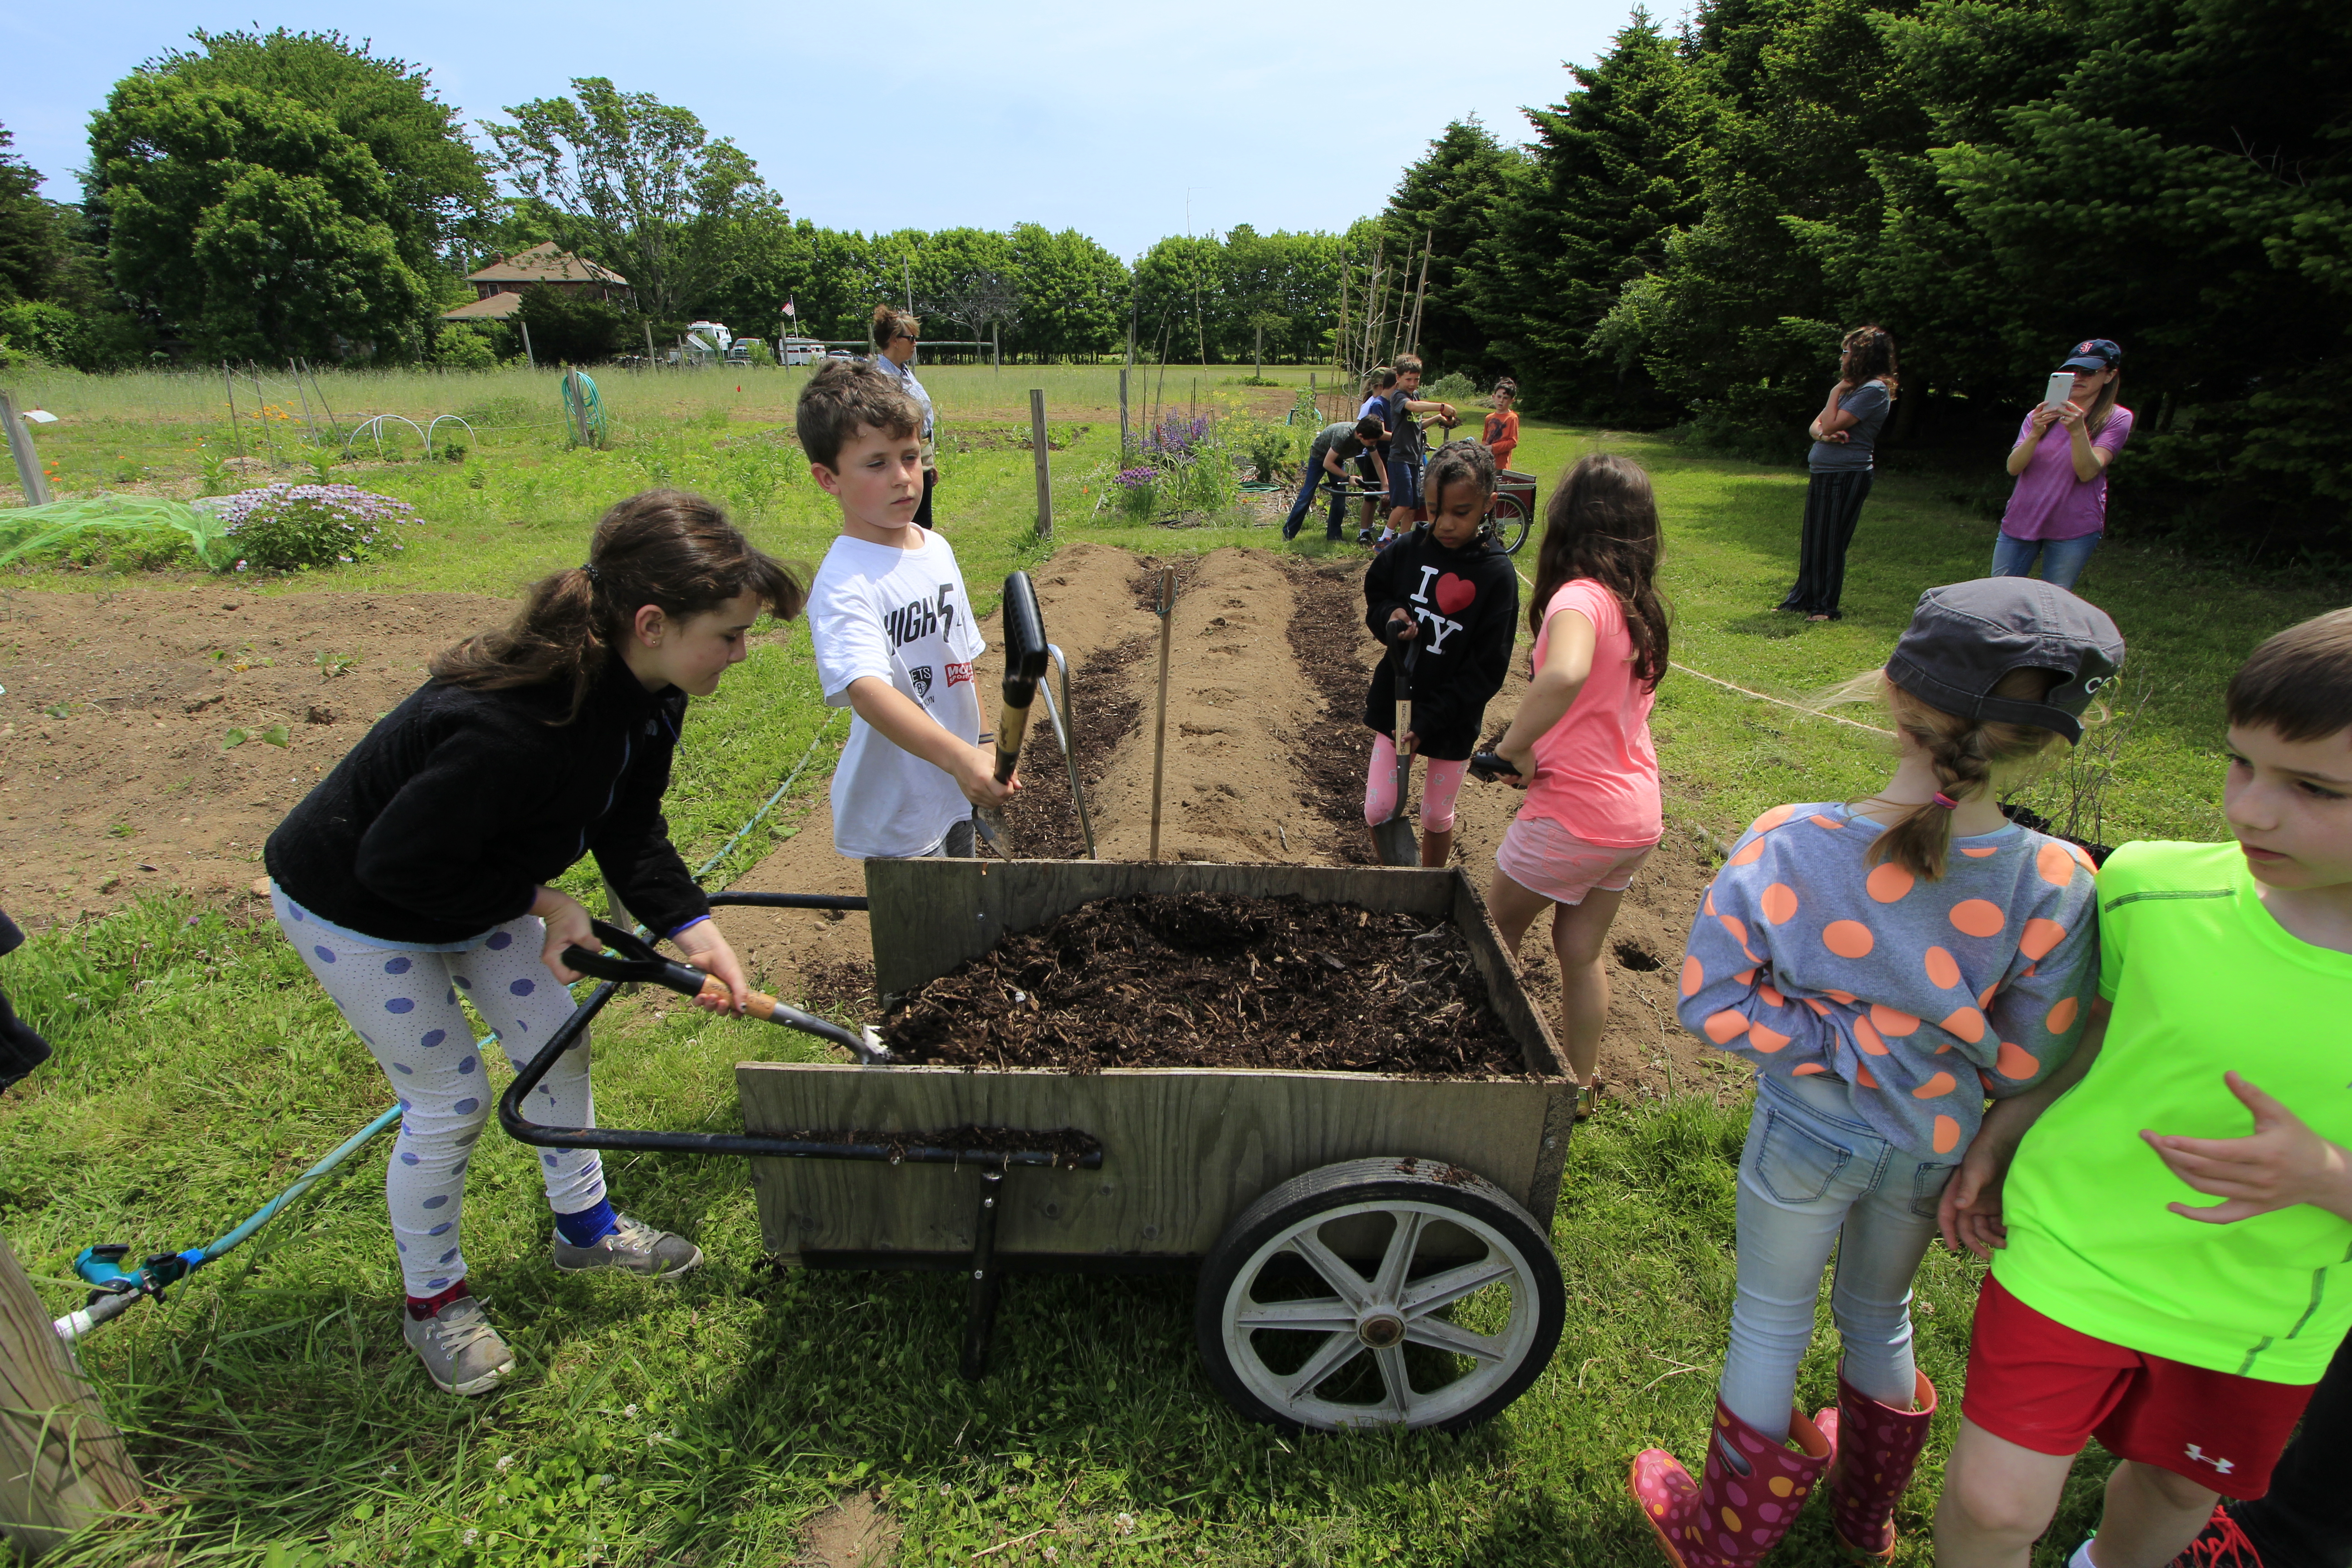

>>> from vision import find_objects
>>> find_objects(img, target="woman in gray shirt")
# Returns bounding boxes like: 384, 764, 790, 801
1779, 326, 1897, 622
869, 305, 938, 528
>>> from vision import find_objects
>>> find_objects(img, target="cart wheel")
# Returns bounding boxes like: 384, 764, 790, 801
1194, 1157, 1564, 1432
1490, 490, 1533, 556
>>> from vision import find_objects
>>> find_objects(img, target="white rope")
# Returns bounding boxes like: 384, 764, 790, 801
1510, 564, 1894, 738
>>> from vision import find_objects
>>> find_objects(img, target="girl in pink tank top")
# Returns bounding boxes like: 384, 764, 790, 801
1484, 454, 1670, 1108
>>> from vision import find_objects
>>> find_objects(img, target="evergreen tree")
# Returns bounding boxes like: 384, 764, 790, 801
1467, 11, 1708, 419
1375, 119, 1514, 381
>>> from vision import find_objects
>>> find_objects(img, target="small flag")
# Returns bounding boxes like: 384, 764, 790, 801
783, 298, 797, 318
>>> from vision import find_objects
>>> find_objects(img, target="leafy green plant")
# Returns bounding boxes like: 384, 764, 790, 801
0, 496, 232, 571
222, 724, 289, 750
195, 445, 235, 496
216, 485, 418, 572
314, 650, 358, 678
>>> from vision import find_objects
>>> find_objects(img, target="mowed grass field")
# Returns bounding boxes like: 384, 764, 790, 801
0, 363, 2337, 1566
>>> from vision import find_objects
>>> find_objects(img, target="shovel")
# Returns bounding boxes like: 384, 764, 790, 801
973, 570, 1049, 854
1371, 641, 1420, 867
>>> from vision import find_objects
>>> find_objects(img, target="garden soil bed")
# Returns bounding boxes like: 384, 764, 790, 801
0, 587, 517, 926
882, 892, 1521, 1077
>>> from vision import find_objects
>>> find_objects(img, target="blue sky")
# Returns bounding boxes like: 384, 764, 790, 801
2, 0, 1637, 259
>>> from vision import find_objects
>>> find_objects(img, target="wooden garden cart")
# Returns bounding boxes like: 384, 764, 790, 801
500, 860, 1577, 1432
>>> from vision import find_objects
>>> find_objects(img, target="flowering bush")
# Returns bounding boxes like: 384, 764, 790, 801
1136, 415, 1213, 461
214, 484, 418, 573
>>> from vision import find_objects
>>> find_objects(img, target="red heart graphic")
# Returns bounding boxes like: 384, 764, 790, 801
1434, 573, 1476, 616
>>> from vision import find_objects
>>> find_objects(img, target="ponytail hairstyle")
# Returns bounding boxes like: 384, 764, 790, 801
1820, 666, 2068, 880
872, 303, 920, 350
429, 489, 804, 724
1839, 325, 1899, 394
1528, 453, 1670, 688
1424, 438, 1497, 531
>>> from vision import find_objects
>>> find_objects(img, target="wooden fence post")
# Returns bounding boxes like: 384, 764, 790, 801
0, 392, 51, 506
1118, 369, 1129, 459
0, 1233, 142, 1558
643, 321, 657, 369
519, 320, 537, 371
1029, 389, 1052, 542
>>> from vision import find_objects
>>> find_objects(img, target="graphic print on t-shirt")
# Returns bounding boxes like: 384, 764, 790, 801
1406, 563, 1475, 651
882, 583, 960, 653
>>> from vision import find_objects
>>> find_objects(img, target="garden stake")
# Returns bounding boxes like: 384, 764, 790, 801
1147, 567, 1175, 860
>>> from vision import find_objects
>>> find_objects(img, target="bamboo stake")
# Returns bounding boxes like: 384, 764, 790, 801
1147, 568, 1176, 862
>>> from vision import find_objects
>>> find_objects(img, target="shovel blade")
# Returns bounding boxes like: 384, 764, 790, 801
1371, 814, 1418, 867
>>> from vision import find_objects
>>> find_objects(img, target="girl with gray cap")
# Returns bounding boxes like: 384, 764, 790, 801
1630, 577, 2124, 1568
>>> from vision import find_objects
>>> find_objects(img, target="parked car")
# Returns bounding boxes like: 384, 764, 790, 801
725, 338, 764, 364
825, 348, 855, 361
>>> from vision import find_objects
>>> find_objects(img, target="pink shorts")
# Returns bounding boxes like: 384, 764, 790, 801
1495, 813, 1655, 904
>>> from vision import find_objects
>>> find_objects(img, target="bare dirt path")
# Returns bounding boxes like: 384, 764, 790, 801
0, 587, 513, 926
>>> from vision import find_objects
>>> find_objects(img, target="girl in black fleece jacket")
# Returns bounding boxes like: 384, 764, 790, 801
263, 490, 801, 1397
1361, 441, 1520, 867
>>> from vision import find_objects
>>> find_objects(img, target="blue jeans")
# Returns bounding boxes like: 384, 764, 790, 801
1719, 1072, 1953, 1439
1284, 467, 1347, 540
1991, 529, 2101, 591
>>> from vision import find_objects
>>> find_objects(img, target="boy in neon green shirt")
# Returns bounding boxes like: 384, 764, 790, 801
1932, 608, 2352, 1568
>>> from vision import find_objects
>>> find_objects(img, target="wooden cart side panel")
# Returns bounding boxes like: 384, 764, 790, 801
1449, 878, 1576, 1228
863, 860, 1461, 997
738, 1064, 1558, 1260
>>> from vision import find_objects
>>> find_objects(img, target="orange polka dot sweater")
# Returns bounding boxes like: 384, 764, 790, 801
1678, 801, 2100, 1156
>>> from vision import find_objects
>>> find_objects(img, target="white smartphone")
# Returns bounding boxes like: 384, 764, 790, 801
2042, 371, 2076, 410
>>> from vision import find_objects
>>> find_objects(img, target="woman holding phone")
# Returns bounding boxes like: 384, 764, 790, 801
1990, 338, 2130, 592
1779, 326, 1898, 622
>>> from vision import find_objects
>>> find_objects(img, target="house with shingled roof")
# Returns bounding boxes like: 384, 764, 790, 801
439, 243, 631, 323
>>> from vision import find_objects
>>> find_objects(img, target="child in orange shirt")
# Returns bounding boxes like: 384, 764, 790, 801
1482, 379, 1521, 470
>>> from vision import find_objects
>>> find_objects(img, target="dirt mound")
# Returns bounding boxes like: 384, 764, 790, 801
0, 588, 512, 926
884, 892, 1520, 1077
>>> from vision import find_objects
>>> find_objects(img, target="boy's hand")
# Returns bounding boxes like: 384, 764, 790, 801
2144, 1072, 2352, 1225
956, 741, 1016, 809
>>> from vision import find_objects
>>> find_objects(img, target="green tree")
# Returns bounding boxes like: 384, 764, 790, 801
484, 79, 782, 321
0, 124, 57, 303
514, 283, 629, 363
1376, 119, 1516, 381
1467, 12, 1710, 419
1009, 224, 1126, 359
89, 75, 438, 359
145, 29, 491, 280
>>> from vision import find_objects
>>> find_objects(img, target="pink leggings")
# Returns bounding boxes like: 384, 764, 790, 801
1363, 734, 1467, 832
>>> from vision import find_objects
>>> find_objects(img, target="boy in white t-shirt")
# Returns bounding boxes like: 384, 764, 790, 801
798, 360, 1015, 859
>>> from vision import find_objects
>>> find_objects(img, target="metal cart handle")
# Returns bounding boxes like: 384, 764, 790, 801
496, 921, 1101, 1171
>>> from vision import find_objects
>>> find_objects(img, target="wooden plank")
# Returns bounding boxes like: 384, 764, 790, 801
0, 1233, 140, 1558
739, 1064, 1558, 1261
863, 859, 1463, 998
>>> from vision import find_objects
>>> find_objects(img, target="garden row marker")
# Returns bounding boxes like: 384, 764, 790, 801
1, 1231, 142, 1555
1029, 389, 1052, 541
1147, 568, 1176, 860
1119, 368, 1129, 456
0, 392, 50, 506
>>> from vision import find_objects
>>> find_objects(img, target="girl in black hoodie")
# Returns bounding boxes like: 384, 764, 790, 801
264, 490, 801, 1396
1361, 441, 1520, 867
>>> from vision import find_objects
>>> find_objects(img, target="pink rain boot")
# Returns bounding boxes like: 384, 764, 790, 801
1813, 1368, 1938, 1561
1629, 1397, 1833, 1568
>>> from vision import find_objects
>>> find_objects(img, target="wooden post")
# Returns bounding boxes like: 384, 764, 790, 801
0, 1233, 142, 1558
519, 319, 537, 370
0, 392, 51, 506
1147, 568, 1176, 861
1028, 388, 1052, 541
564, 369, 582, 446
991, 321, 1000, 370
1118, 368, 1129, 458
643, 321, 657, 369
222, 363, 245, 466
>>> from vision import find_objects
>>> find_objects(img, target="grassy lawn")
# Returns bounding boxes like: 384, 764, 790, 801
2, 368, 2330, 1566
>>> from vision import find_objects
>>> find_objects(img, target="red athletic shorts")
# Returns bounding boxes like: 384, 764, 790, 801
1961, 1274, 2318, 1499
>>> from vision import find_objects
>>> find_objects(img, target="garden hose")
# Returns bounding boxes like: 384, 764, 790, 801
561, 371, 608, 448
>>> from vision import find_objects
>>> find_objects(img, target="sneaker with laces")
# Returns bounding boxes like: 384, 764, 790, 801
402, 1295, 514, 1396
550, 1213, 704, 1279
2171, 1504, 2267, 1567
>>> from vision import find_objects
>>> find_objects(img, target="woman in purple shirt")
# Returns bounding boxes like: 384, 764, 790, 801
1991, 338, 2131, 592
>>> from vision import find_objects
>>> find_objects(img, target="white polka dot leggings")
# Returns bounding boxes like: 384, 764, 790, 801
274, 891, 604, 1298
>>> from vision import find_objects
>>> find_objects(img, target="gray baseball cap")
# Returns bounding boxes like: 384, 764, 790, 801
1884, 578, 2125, 744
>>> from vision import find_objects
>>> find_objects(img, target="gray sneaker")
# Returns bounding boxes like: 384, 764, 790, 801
550, 1214, 704, 1279
402, 1295, 514, 1397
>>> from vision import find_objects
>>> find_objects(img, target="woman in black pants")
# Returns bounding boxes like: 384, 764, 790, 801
1779, 326, 1897, 622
